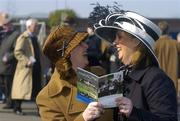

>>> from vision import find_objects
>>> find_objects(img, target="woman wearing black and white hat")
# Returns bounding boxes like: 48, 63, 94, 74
94, 11, 177, 121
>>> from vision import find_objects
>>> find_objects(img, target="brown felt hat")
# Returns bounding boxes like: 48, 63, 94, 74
43, 25, 88, 73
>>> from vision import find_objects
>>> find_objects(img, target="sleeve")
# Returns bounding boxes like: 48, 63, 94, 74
6, 31, 20, 62
128, 70, 178, 121
14, 35, 29, 66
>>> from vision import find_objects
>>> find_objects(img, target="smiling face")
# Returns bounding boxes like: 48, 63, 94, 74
70, 42, 89, 71
113, 31, 140, 65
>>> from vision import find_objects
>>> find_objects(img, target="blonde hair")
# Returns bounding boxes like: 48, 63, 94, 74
130, 37, 153, 68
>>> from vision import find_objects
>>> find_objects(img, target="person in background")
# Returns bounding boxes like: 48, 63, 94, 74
155, 21, 180, 94
86, 5, 112, 73
11, 18, 41, 115
94, 11, 177, 121
0, 12, 9, 45
176, 32, 180, 95
0, 12, 20, 109
85, 23, 111, 73
86, 24, 103, 66
177, 32, 180, 43
36, 25, 113, 121
0, 12, 6, 103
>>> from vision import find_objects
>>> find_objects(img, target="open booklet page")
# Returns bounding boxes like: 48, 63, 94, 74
76, 67, 124, 108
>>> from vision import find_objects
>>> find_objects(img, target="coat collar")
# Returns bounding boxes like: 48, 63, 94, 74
128, 66, 150, 82
21, 31, 30, 38
47, 68, 88, 116
48, 68, 77, 97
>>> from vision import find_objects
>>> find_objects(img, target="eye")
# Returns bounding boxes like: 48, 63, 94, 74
82, 51, 87, 56
115, 33, 122, 39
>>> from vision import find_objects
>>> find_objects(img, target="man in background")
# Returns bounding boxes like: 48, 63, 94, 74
11, 18, 41, 115
177, 32, 180, 43
0, 12, 20, 109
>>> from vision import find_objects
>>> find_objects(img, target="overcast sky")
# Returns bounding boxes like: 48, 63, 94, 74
0, 0, 180, 18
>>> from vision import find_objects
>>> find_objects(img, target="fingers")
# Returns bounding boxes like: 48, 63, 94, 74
115, 97, 133, 117
83, 102, 105, 121
89, 102, 104, 112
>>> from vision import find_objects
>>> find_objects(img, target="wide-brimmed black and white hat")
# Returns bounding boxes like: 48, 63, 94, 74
94, 10, 161, 66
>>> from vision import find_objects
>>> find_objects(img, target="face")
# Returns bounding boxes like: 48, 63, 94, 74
87, 27, 94, 35
28, 21, 38, 33
113, 31, 140, 65
70, 42, 89, 71
177, 36, 180, 43
2, 22, 12, 32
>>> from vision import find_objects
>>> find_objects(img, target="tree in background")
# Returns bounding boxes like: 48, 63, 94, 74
47, 9, 77, 28
88, 2, 122, 26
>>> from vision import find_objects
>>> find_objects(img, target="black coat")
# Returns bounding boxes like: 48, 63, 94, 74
0, 30, 20, 75
85, 34, 102, 66
120, 66, 177, 121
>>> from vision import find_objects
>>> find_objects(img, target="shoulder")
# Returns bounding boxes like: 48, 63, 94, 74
12, 30, 21, 37
17, 31, 29, 40
143, 66, 171, 83
145, 66, 165, 77
7, 30, 20, 41
36, 84, 62, 119
44, 69, 74, 97
142, 66, 175, 93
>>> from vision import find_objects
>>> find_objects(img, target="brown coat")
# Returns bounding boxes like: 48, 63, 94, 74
36, 68, 113, 121
155, 35, 180, 91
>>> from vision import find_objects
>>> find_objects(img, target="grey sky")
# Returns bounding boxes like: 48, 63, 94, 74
0, 0, 180, 18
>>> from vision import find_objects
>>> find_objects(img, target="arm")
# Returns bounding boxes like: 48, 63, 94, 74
14, 35, 29, 66
4, 31, 20, 63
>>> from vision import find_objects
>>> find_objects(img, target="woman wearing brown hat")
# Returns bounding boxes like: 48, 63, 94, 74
36, 25, 113, 121
94, 11, 177, 121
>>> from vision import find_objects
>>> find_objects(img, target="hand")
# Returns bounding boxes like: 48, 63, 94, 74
115, 97, 133, 117
83, 102, 104, 121
26, 60, 33, 67
2, 55, 8, 63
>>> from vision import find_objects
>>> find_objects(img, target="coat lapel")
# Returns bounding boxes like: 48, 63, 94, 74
67, 87, 87, 114
22, 31, 35, 57
48, 69, 87, 116
27, 36, 35, 57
